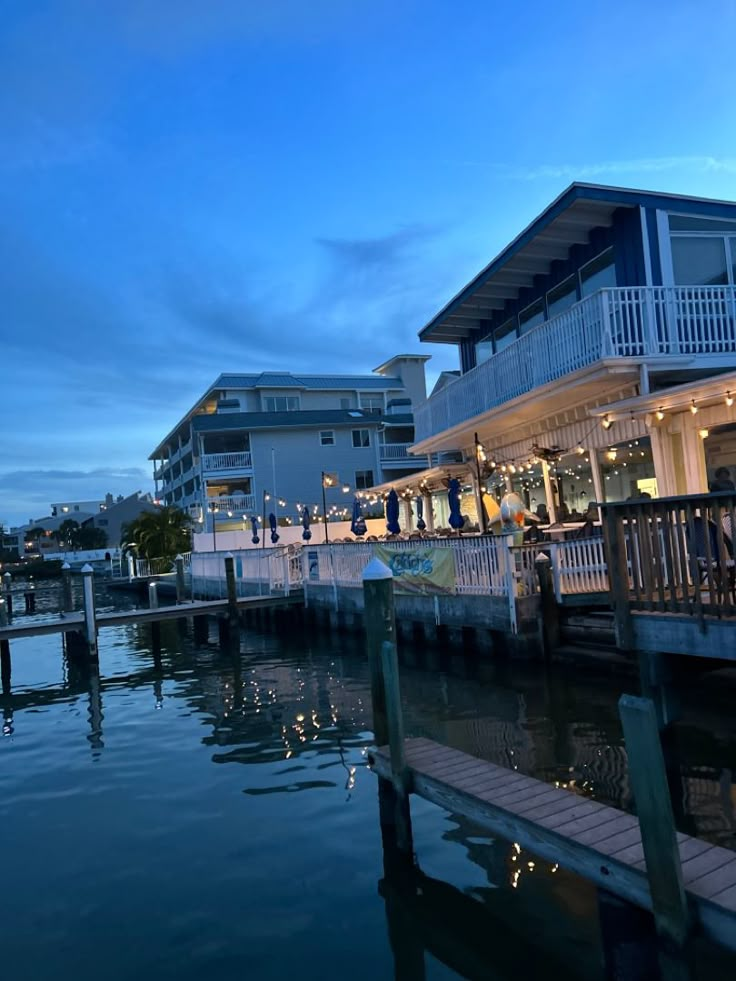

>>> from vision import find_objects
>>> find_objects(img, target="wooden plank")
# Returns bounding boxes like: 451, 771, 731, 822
509, 787, 574, 817
592, 826, 642, 857
534, 799, 605, 830
489, 782, 558, 810
421, 756, 496, 783
687, 857, 736, 900
619, 694, 690, 947
452, 766, 528, 795
679, 846, 733, 883
550, 807, 626, 840
572, 814, 638, 848
709, 881, 736, 911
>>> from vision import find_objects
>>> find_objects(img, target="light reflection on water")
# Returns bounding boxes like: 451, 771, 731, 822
1, 585, 735, 979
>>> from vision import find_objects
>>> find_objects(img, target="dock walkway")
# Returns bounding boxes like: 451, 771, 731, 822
370, 736, 736, 952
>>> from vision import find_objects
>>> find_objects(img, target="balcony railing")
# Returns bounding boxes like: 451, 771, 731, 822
202, 451, 253, 472
414, 285, 736, 442
379, 443, 412, 459
207, 494, 256, 514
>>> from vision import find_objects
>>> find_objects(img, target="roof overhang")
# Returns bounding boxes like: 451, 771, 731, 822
366, 464, 472, 497
592, 369, 736, 420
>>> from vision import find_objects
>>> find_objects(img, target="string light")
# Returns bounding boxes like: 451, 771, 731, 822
727, 392, 734, 407
655, 408, 665, 421
690, 400, 698, 415
601, 415, 613, 430
699, 428, 709, 439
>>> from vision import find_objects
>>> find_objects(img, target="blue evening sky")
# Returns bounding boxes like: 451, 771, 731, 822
2, 0, 736, 526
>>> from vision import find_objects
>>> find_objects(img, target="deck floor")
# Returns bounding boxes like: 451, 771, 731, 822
370, 737, 736, 951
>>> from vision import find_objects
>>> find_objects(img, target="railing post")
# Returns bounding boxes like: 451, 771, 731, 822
148, 581, 159, 610
600, 289, 614, 356
503, 536, 517, 634
175, 554, 186, 604
126, 552, 136, 581
60, 562, 73, 614
619, 695, 692, 970
81, 563, 98, 659
603, 507, 634, 651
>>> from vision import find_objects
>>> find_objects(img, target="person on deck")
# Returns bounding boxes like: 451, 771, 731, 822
710, 467, 736, 492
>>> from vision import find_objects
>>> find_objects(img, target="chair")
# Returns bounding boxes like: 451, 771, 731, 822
689, 516, 735, 603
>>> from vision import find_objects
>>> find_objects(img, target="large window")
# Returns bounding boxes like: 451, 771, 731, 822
352, 429, 370, 448
355, 469, 374, 490
494, 317, 517, 352
475, 336, 493, 364
580, 248, 616, 297
264, 396, 299, 412
359, 394, 383, 414
669, 213, 736, 287
519, 298, 545, 334
547, 275, 578, 318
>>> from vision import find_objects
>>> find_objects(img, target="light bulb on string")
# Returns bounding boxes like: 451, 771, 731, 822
690, 400, 698, 415
655, 408, 665, 421
727, 392, 734, 407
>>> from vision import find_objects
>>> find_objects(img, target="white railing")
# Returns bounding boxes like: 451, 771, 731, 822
207, 494, 257, 514
549, 538, 609, 602
135, 556, 175, 578
202, 451, 252, 472
379, 443, 412, 459
190, 546, 300, 598
414, 285, 736, 442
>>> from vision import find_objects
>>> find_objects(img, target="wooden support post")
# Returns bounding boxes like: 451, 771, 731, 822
224, 553, 238, 628
24, 587, 35, 613
0, 597, 10, 694
380, 640, 408, 791
148, 581, 159, 610
81, 563, 98, 660
604, 508, 634, 651
175, 554, 186, 604
3, 573, 13, 618
217, 616, 230, 647
363, 557, 396, 746
535, 553, 560, 657
618, 695, 691, 960
193, 614, 209, 644
61, 562, 73, 614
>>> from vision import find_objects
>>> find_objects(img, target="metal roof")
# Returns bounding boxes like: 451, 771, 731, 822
190, 409, 412, 434
420, 182, 736, 344
213, 372, 403, 391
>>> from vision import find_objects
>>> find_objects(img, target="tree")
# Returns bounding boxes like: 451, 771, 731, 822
122, 506, 191, 561
27, 526, 48, 541
57, 519, 81, 547
56, 520, 107, 550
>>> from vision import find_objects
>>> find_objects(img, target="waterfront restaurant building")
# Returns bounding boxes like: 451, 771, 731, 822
149, 356, 431, 534
401, 184, 736, 522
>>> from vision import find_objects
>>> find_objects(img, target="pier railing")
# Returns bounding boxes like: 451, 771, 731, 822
190, 546, 302, 599
603, 492, 736, 646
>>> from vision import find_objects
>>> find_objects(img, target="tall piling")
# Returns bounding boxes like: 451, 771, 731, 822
175, 554, 186, 604
81, 564, 98, 660
60, 562, 73, 614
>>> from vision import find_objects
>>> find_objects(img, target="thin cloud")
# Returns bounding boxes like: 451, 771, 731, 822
492, 156, 736, 182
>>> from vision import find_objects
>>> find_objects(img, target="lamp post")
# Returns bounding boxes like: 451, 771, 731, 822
209, 501, 219, 551
474, 432, 488, 534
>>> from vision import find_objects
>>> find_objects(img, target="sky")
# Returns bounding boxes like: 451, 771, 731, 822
2, 0, 736, 526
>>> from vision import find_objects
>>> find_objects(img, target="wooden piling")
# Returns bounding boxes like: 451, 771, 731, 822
618, 695, 691, 956
193, 614, 209, 644
0, 598, 10, 693
24, 587, 36, 613
363, 558, 413, 862
81, 564, 98, 659
3, 573, 13, 618
224, 553, 238, 628
535, 552, 560, 657
60, 562, 73, 613
148, 581, 159, 610
175, 554, 186, 604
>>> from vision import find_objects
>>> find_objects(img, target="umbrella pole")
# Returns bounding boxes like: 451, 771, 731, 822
321, 472, 329, 544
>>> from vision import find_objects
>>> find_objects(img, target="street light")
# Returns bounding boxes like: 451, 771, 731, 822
209, 501, 219, 551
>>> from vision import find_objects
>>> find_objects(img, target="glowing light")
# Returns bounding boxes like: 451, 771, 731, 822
727, 392, 734, 407
655, 408, 664, 421
690, 400, 698, 415
601, 415, 612, 430
699, 428, 709, 439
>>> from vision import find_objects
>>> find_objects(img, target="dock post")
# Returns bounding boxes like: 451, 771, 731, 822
148, 581, 159, 610
3, 572, 12, 618
363, 558, 413, 866
619, 695, 692, 972
175, 554, 186, 604
224, 553, 238, 629
126, 552, 136, 581
535, 552, 559, 657
24, 584, 36, 613
0, 598, 10, 694
60, 562, 73, 613
193, 614, 209, 645
81, 564, 98, 660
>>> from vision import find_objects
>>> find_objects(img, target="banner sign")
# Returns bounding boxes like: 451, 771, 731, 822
373, 545, 456, 595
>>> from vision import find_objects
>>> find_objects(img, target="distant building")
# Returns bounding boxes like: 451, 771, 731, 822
149, 356, 431, 533
88, 492, 158, 546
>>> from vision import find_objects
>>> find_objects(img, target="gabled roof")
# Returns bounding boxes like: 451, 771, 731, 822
420, 182, 736, 344
212, 372, 403, 391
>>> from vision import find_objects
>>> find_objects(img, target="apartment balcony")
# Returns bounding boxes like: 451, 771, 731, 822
414, 286, 736, 446
207, 494, 257, 515
379, 443, 428, 468
201, 451, 253, 474
170, 440, 192, 465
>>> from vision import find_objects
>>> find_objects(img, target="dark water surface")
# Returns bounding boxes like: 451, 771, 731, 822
2, 584, 736, 979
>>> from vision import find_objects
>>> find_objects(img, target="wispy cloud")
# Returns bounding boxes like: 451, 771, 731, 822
491, 156, 736, 182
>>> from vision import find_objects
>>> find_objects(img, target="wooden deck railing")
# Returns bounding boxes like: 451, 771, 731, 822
603, 492, 736, 646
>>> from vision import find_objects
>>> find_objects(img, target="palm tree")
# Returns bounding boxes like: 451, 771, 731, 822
122, 506, 192, 561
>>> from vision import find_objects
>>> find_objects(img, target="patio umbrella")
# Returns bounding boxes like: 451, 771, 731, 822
301, 506, 312, 541
386, 489, 401, 535
415, 496, 426, 531
448, 478, 464, 530
250, 516, 260, 545
269, 512, 280, 544
350, 496, 367, 536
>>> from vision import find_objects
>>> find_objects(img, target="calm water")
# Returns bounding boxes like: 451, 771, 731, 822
2, 582, 736, 979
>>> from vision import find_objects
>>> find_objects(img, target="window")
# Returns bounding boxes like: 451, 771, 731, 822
359, 394, 383, 414
352, 429, 370, 448
475, 337, 493, 365
580, 248, 616, 297
519, 298, 545, 334
264, 396, 299, 412
355, 469, 374, 490
547, 275, 578, 318
669, 214, 736, 232
671, 237, 728, 285
494, 317, 517, 352
320, 430, 335, 446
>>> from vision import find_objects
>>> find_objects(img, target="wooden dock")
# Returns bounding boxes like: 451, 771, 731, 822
0, 592, 303, 643
370, 737, 736, 953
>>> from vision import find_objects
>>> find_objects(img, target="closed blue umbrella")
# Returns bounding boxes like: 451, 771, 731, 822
350, 496, 367, 536
250, 516, 260, 544
448, 478, 464, 530
386, 489, 401, 535
415, 496, 426, 531
269, 512, 280, 544
301, 506, 312, 541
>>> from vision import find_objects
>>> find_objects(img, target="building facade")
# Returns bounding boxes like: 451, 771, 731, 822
149, 356, 431, 533
404, 183, 736, 521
